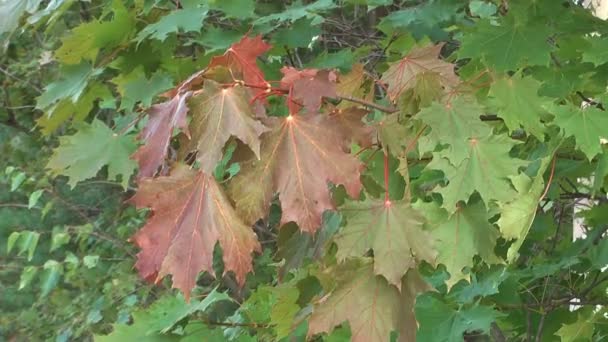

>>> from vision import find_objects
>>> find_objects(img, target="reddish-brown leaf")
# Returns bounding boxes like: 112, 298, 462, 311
209, 35, 271, 91
229, 112, 363, 233
380, 43, 459, 101
280, 67, 338, 114
130, 165, 260, 300
132, 92, 191, 179
327, 106, 374, 148
184, 80, 268, 173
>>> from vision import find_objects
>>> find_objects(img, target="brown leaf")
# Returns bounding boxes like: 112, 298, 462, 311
229, 112, 363, 233
380, 43, 459, 102
130, 165, 260, 300
328, 106, 374, 148
132, 92, 191, 179
184, 80, 268, 173
281, 67, 338, 114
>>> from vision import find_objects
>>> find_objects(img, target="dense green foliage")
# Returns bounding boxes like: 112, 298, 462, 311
1, 1, 608, 341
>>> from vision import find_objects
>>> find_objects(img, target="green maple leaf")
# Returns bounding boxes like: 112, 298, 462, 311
378, 0, 466, 40
209, 0, 256, 19
335, 197, 436, 288
582, 36, 608, 66
96, 288, 230, 341
498, 146, 557, 262
552, 104, 608, 160
415, 294, 503, 342
136, 0, 208, 42
429, 134, 526, 211
430, 200, 501, 285
54, 0, 135, 64
47, 119, 137, 189
418, 96, 492, 164
487, 74, 550, 138
36, 62, 99, 111
555, 310, 595, 342
458, 16, 552, 71
254, 0, 336, 26
37, 82, 112, 135
270, 286, 300, 339
111, 67, 174, 110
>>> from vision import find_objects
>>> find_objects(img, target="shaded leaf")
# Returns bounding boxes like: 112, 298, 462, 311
415, 294, 503, 342
458, 17, 552, 71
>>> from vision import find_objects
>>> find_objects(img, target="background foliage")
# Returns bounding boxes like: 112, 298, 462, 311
1, 0, 608, 341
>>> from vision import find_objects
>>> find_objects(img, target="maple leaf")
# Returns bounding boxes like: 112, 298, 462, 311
130, 165, 260, 300
335, 198, 436, 288
415, 294, 503, 342
336, 63, 368, 109
487, 74, 549, 138
429, 134, 526, 212
47, 119, 136, 189
280, 67, 338, 113
498, 146, 558, 262
380, 43, 459, 102
229, 113, 363, 233
582, 36, 608, 66
430, 200, 501, 285
132, 92, 191, 179
417, 96, 492, 164
458, 17, 552, 71
552, 104, 608, 160
308, 258, 401, 342
183, 80, 268, 173
54, 0, 135, 64
37, 82, 111, 135
209, 35, 271, 91
327, 106, 373, 148
398, 269, 433, 341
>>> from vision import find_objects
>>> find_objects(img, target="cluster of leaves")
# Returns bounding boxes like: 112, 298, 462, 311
2, 0, 608, 341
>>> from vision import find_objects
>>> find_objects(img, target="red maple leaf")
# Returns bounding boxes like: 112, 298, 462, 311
132, 92, 191, 179
280, 67, 338, 114
229, 112, 364, 233
209, 35, 271, 94
130, 165, 261, 300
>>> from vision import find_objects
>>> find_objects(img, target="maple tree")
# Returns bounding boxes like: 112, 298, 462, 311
3, 1, 608, 341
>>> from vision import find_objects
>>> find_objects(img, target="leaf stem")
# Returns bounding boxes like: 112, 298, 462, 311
384, 149, 390, 204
